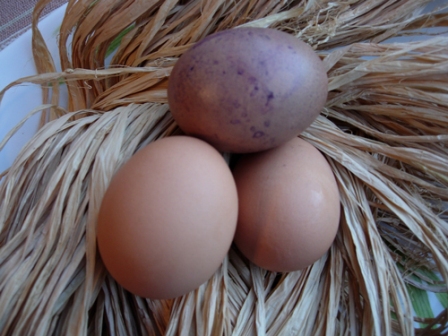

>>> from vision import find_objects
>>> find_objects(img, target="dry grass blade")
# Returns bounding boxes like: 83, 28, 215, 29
31, 0, 60, 124
0, 103, 173, 335
0, 0, 447, 335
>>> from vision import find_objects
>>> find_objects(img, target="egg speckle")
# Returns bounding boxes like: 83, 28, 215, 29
97, 136, 238, 299
232, 137, 340, 272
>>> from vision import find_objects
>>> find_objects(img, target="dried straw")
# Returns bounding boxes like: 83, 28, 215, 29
1, 0, 448, 335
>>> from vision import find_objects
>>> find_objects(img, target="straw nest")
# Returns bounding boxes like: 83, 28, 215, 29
0, 0, 448, 335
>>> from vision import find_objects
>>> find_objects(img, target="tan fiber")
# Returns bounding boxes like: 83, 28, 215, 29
0, 0, 447, 335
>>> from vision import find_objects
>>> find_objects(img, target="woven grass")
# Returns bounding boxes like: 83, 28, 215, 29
0, 0, 448, 335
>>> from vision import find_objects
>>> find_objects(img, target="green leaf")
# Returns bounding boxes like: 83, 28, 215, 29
407, 283, 433, 328
106, 24, 135, 58
417, 268, 448, 309
391, 310, 397, 321
435, 292, 448, 309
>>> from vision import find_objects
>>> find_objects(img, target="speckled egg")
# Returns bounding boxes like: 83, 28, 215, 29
168, 27, 328, 153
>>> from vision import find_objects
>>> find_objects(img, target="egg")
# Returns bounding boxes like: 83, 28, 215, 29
168, 27, 328, 153
97, 136, 238, 299
232, 137, 340, 272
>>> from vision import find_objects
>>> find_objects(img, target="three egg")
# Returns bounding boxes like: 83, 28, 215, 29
97, 27, 340, 300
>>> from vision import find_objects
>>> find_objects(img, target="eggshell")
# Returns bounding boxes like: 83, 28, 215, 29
232, 137, 340, 272
168, 27, 328, 153
97, 136, 238, 299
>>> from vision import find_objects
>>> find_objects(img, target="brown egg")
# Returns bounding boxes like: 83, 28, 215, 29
232, 137, 340, 272
168, 27, 328, 153
97, 136, 238, 299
